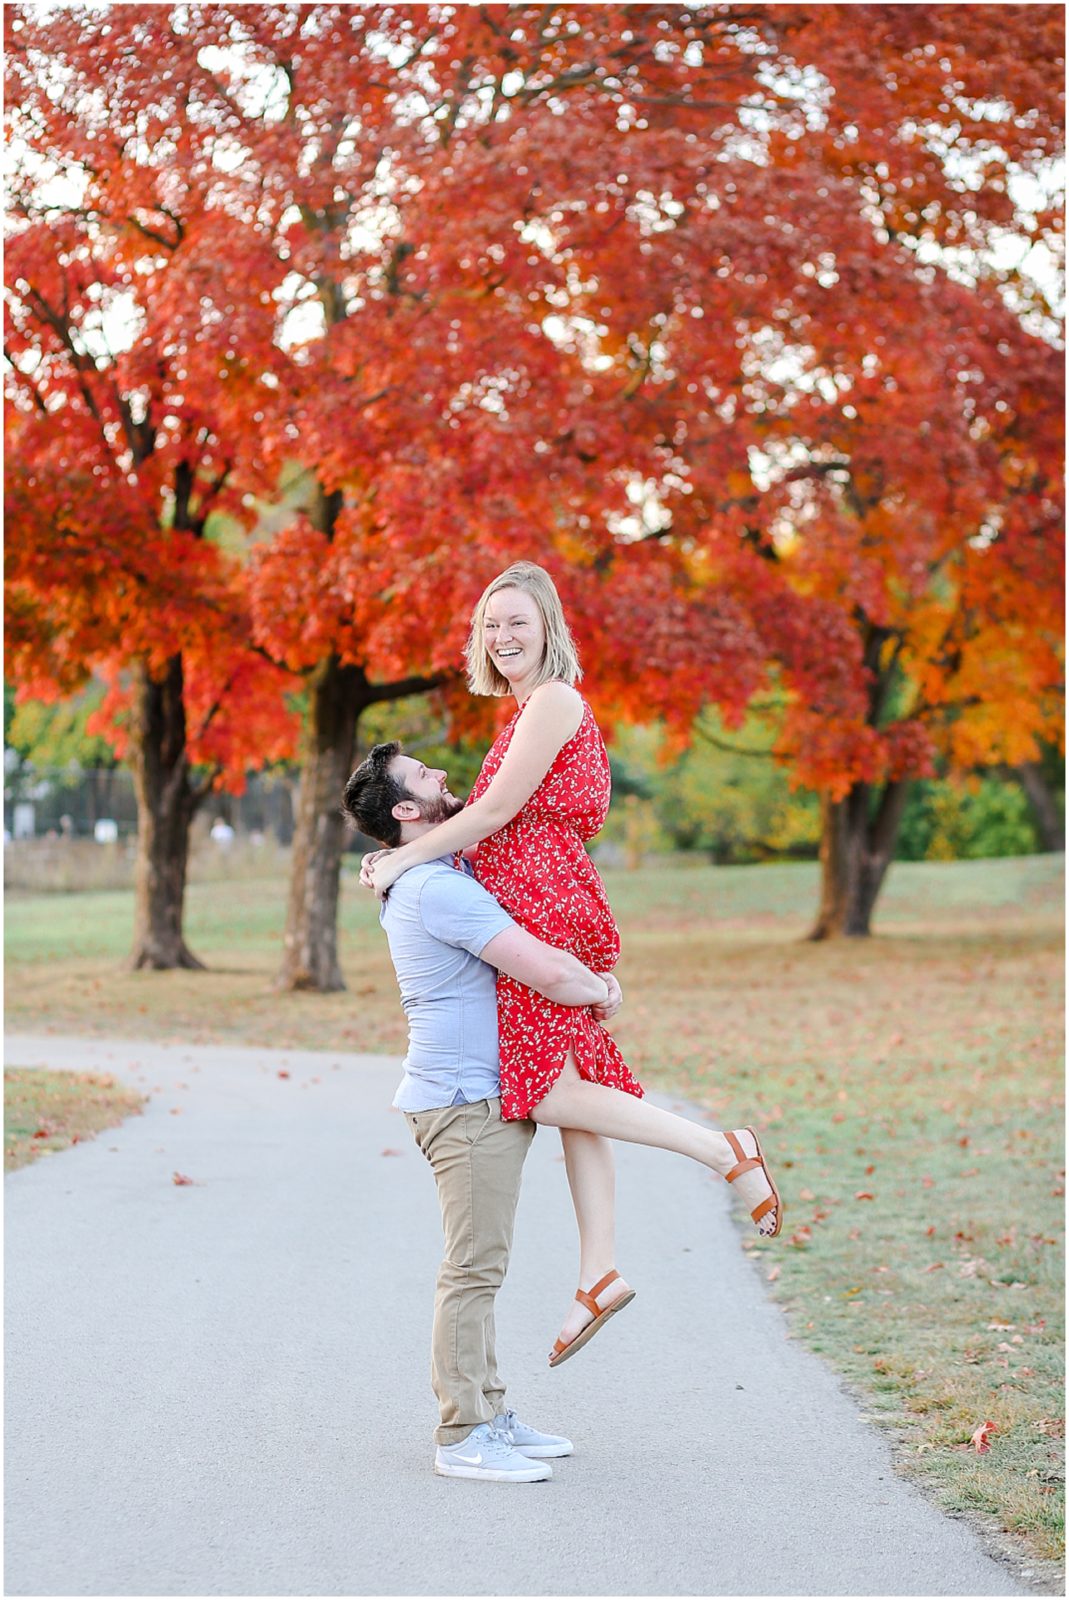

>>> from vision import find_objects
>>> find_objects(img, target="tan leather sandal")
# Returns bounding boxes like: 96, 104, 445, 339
724, 1126, 783, 1237
548, 1269, 636, 1368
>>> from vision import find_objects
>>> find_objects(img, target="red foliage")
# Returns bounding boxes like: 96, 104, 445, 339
5, 3, 1063, 799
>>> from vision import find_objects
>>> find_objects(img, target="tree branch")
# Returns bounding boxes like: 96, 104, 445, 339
361, 671, 453, 705
692, 725, 777, 759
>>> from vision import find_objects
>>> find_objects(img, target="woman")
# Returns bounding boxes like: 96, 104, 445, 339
365, 562, 781, 1364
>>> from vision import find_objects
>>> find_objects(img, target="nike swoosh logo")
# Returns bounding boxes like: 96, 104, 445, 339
450, 1451, 483, 1465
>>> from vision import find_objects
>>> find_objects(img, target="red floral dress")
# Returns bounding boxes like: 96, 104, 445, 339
468, 696, 645, 1121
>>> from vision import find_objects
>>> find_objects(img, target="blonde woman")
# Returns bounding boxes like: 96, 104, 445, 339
365, 562, 781, 1363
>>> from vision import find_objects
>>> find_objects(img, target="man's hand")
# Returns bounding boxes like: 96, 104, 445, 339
592, 973, 622, 1022
359, 849, 392, 891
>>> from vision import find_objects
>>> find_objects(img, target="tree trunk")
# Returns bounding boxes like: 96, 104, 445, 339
277, 655, 367, 992
809, 779, 911, 939
273, 458, 449, 991
127, 657, 205, 970
1012, 761, 1065, 852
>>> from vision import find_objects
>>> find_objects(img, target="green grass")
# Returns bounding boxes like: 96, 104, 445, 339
5, 852, 1064, 1569
5, 1068, 145, 1171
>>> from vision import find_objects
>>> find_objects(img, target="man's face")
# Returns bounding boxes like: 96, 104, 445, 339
389, 754, 465, 826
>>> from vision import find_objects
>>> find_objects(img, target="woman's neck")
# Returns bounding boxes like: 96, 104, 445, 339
512, 673, 573, 708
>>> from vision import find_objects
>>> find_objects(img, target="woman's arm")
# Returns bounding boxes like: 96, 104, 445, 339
366, 682, 583, 895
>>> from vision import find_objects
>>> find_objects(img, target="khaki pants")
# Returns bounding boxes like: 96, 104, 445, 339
405, 1098, 535, 1445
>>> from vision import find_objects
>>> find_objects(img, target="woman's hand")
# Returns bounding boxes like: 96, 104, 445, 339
592, 973, 623, 1023
365, 847, 410, 900
359, 849, 393, 892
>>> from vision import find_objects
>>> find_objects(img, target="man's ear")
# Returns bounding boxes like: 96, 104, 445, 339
391, 799, 420, 823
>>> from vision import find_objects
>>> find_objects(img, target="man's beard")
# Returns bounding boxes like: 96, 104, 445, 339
417, 791, 466, 826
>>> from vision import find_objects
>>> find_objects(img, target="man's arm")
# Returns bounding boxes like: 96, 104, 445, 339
413, 868, 622, 1015
479, 925, 613, 1009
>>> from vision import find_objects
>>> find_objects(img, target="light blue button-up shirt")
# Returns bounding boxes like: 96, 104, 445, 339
379, 857, 515, 1112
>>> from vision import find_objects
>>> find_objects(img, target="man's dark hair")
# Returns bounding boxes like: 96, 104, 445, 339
341, 741, 408, 847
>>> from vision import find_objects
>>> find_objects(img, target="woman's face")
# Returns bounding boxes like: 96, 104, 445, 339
481, 586, 546, 689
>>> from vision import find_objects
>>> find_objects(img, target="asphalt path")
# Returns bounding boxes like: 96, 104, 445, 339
4, 1033, 1042, 1598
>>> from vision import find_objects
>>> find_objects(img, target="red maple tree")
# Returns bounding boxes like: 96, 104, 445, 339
240, 1, 1064, 948
4, 40, 299, 967
7, 3, 1062, 977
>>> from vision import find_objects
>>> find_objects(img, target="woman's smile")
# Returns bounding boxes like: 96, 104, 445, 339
482, 587, 546, 687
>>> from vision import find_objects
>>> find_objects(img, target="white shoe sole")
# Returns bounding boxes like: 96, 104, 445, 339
434, 1459, 552, 1482
512, 1442, 573, 1458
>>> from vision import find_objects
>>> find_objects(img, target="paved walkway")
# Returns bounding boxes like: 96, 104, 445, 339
5, 1034, 1041, 1597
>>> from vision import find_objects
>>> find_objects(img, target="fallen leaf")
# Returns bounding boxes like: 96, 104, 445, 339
172, 1172, 196, 1186
855, 1191, 875, 1201
277, 1070, 291, 1079
380, 1147, 403, 1157
766, 1265, 780, 1282
923, 1262, 945, 1272
970, 1420, 997, 1454
799, 1187, 815, 1202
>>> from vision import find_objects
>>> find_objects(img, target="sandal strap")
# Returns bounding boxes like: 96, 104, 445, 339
575, 1268, 620, 1317
723, 1129, 748, 1180
751, 1195, 777, 1224
724, 1130, 767, 1187
725, 1155, 762, 1184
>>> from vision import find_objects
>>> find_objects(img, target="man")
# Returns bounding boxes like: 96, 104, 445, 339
342, 742, 621, 1484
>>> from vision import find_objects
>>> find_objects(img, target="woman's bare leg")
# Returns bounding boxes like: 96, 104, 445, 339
555, 1128, 633, 1350
532, 1053, 779, 1236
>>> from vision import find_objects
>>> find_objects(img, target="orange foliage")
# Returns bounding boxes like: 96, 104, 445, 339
5, 3, 1063, 798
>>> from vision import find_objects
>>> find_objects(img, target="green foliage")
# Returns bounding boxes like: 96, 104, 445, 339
898, 778, 1040, 861
5, 686, 117, 770
358, 695, 486, 799
604, 713, 821, 864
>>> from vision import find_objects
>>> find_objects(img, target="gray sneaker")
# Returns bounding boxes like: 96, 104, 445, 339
434, 1422, 553, 1482
494, 1408, 574, 1458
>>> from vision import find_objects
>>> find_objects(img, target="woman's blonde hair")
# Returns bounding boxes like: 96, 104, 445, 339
465, 561, 583, 696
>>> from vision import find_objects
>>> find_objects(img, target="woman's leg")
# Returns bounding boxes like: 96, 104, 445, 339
532, 1053, 779, 1236
555, 1128, 633, 1349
